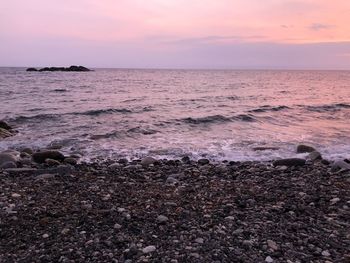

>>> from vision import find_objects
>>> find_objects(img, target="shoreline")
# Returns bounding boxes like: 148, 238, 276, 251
1, 154, 349, 262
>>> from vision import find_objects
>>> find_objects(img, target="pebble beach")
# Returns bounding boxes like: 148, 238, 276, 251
1, 121, 350, 262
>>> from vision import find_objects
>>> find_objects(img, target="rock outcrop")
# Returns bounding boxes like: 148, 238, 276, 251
26, 66, 91, 72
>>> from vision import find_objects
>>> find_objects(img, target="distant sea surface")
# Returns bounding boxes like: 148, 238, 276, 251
1, 68, 350, 161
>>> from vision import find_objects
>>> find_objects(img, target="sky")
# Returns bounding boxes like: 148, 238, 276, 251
1, 0, 350, 69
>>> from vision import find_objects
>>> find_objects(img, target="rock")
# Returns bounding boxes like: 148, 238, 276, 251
21, 148, 33, 155
273, 158, 306, 167
0, 153, 17, 166
108, 163, 121, 169
297, 144, 316, 153
35, 173, 56, 181
26, 67, 38, 72
330, 197, 340, 205
45, 158, 61, 166
114, 223, 122, 229
38, 65, 91, 72
142, 246, 156, 254
0, 128, 13, 139
141, 156, 157, 166
157, 215, 169, 223
0, 120, 12, 130
331, 160, 350, 172
253, 146, 279, 151
195, 238, 204, 244
307, 151, 322, 161
267, 240, 278, 250
181, 156, 191, 163
198, 158, 210, 165
32, 150, 65, 163
322, 250, 331, 257
42, 234, 49, 238
64, 157, 77, 165
20, 152, 31, 158
0, 161, 17, 169
265, 256, 274, 262
11, 193, 21, 198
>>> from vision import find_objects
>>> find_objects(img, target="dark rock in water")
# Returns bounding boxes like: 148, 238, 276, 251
297, 144, 316, 153
0, 153, 17, 166
307, 151, 322, 162
273, 158, 306, 167
0, 121, 12, 130
0, 128, 13, 139
38, 65, 91, 72
198, 158, 210, 165
253, 146, 279, 151
26, 67, 38, 72
32, 150, 65, 164
330, 160, 350, 172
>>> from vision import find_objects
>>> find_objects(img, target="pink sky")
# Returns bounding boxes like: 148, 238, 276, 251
1, 0, 350, 69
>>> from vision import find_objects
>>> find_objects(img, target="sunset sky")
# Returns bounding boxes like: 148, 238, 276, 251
1, 0, 350, 69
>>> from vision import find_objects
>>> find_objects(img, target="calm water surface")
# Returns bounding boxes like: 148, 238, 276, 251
1, 68, 350, 161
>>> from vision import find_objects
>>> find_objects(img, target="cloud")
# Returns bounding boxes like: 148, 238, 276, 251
308, 23, 334, 31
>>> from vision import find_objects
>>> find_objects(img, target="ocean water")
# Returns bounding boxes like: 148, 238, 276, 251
1, 67, 350, 161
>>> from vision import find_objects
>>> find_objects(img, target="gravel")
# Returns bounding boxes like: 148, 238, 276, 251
0, 159, 349, 262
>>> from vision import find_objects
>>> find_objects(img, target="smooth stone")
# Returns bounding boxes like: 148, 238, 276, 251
35, 173, 56, 180
331, 160, 350, 172
0, 153, 17, 166
108, 163, 121, 169
307, 151, 322, 161
21, 147, 33, 154
142, 246, 156, 254
20, 152, 31, 158
157, 215, 169, 223
0, 161, 17, 169
197, 158, 210, 165
32, 150, 65, 163
297, 144, 316, 153
267, 240, 278, 250
45, 158, 61, 166
273, 158, 306, 167
141, 156, 157, 166
64, 157, 77, 165
265, 256, 274, 262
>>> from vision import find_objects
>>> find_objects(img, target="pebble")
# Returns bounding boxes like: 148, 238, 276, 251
11, 193, 21, 198
225, 216, 235, 221
322, 250, 331, 257
267, 240, 278, 250
114, 223, 122, 229
142, 245, 156, 253
157, 215, 169, 223
265, 256, 274, 262
42, 234, 49, 238
330, 197, 340, 204
195, 238, 204, 244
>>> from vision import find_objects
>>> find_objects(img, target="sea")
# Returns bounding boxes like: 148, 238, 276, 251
1, 67, 350, 162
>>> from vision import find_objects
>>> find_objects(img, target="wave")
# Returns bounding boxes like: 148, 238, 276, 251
12, 108, 133, 122
181, 115, 232, 124
13, 113, 60, 122
249, 105, 290, 113
75, 108, 132, 116
305, 103, 350, 113
52, 89, 68, 92
179, 114, 256, 125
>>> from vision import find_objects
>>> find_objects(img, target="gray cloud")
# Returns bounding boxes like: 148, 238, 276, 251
308, 23, 334, 31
